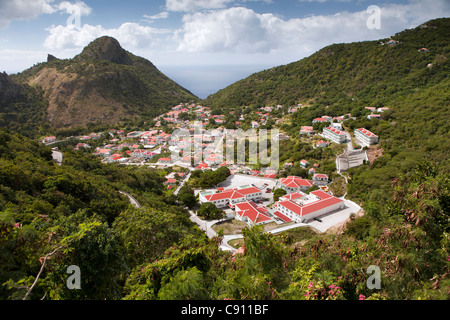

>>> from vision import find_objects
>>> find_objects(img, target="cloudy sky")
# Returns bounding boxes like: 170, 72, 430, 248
1, 0, 449, 98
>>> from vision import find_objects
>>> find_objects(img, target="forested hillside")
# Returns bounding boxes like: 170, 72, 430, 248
0, 128, 204, 299
204, 18, 449, 109
0, 129, 448, 300
204, 17, 450, 236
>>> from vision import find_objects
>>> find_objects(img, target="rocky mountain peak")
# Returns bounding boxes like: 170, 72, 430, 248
76, 36, 132, 65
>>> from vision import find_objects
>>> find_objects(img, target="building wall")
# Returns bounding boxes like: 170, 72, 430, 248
323, 128, 346, 144
355, 130, 378, 145
277, 201, 344, 223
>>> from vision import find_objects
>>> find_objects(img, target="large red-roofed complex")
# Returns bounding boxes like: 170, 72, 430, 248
275, 190, 344, 223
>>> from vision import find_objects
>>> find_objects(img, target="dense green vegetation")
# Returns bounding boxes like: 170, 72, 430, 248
1, 126, 447, 300
0, 19, 449, 301
0, 73, 49, 138
124, 161, 449, 300
206, 17, 450, 216
0, 128, 204, 299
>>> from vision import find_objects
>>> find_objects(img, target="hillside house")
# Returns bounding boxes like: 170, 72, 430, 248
158, 157, 173, 164
323, 127, 346, 144
313, 173, 329, 186
43, 136, 56, 144
300, 159, 310, 168
312, 118, 327, 124
355, 128, 378, 146
300, 126, 316, 135
234, 201, 272, 226
277, 176, 314, 193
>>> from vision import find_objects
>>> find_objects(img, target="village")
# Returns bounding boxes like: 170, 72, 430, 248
42, 101, 386, 250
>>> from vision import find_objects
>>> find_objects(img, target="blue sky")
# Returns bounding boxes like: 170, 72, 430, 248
0, 0, 449, 98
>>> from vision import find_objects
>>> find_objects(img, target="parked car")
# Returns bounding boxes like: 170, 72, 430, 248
314, 217, 322, 222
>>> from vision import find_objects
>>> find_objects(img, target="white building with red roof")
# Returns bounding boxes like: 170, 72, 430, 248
313, 173, 329, 186
199, 186, 262, 209
277, 176, 314, 193
316, 140, 330, 148
234, 201, 272, 226
355, 128, 378, 146
323, 127, 347, 144
275, 190, 344, 223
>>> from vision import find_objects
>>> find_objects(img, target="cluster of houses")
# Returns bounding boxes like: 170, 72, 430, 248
365, 106, 389, 120
199, 174, 341, 227
299, 109, 381, 147
90, 129, 172, 163
155, 103, 285, 129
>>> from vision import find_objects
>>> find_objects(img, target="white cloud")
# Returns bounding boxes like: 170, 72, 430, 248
143, 12, 170, 21
0, 0, 56, 28
43, 22, 169, 51
0, 0, 94, 29
176, 0, 450, 58
166, 0, 234, 12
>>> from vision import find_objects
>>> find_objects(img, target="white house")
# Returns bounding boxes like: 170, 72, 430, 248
354, 128, 378, 146
313, 173, 329, 186
277, 176, 314, 193
323, 127, 347, 144
234, 201, 272, 226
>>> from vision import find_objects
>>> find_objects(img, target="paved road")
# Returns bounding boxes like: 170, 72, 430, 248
119, 191, 141, 208
52, 150, 63, 166
173, 169, 192, 196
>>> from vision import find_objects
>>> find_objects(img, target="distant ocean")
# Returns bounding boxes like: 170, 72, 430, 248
160, 64, 270, 100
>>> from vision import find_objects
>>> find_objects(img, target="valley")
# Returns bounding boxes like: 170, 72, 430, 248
0, 18, 448, 301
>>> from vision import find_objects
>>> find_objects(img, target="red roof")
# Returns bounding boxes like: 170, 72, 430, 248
356, 128, 378, 138
235, 201, 271, 224
272, 210, 291, 222
281, 192, 305, 201
324, 127, 345, 135
237, 187, 261, 195
279, 176, 313, 189
204, 186, 261, 202
277, 190, 342, 218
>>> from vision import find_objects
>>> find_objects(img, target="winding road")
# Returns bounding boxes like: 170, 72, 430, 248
119, 191, 141, 208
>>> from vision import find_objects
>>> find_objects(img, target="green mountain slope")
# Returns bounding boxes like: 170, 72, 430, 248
0, 72, 49, 137
9, 36, 198, 130
205, 17, 450, 205
204, 18, 449, 109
